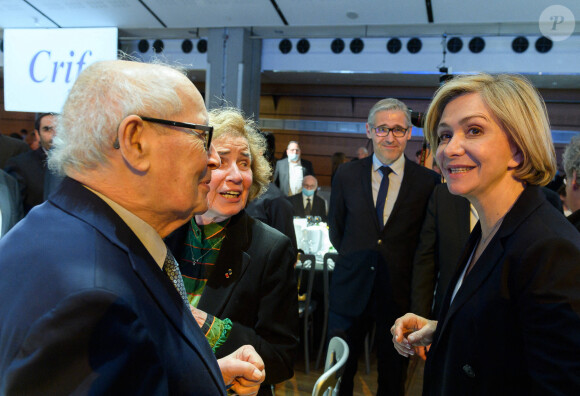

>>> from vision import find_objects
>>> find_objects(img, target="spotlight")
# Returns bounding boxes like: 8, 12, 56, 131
182, 39, 193, 53
138, 39, 149, 53
197, 39, 208, 53
152, 39, 164, 53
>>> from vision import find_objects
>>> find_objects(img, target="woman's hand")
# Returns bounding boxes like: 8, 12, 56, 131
390, 313, 437, 358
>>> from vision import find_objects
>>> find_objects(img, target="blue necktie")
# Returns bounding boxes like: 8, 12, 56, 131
376, 166, 392, 228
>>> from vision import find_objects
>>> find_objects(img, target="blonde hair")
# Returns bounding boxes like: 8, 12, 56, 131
424, 73, 556, 186
208, 107, 271, 202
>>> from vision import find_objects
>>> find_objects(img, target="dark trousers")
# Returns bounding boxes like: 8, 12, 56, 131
328, 286, 407, 396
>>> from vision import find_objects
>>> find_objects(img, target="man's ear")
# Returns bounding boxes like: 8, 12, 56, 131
365, 123, 372, 139
116, 115, 150, 173
573, 171, 579, 191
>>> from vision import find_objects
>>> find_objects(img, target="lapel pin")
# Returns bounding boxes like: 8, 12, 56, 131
225, 269, 233, 278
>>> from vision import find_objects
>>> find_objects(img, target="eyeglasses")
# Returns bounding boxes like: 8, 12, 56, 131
140, 116, 213, 151
372, 126, 409, 138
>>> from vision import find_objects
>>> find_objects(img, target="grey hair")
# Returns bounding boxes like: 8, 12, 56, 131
367, 98, 411, 127
563, 135, 580, 182
48, 59, 188, 176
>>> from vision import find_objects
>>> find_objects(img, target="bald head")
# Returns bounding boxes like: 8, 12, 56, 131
302, 175, 318, 191
49, 59, 205, 177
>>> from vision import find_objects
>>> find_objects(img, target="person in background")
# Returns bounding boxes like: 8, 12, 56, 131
246, 131, 297, 251
4, 113, 57, 213
167, 107, 299, 396
331, 151, 348, 184
0, 169, 23, 238
288, 175, 327, 222
0, 59, 265, 395
273, 141, 314, 196
329, 98, 440, 396
563, 134, 580, 231
0, 134, 29, 169
356, 146, 369, 160
392, 73, 580, 395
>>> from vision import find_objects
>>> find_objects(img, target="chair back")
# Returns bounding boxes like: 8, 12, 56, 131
312, 336, 349, 396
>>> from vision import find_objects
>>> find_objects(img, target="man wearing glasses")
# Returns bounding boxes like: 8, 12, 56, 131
0, 60, 265, 395
328, 98, 440, 395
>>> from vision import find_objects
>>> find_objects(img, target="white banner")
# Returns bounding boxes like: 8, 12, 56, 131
4, 28, 118, 113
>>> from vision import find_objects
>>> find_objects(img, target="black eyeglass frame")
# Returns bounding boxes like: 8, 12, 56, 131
139, 116, 213, 151
372, 125, 409, 138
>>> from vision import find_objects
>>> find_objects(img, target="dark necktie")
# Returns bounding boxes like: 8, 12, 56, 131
305, 198, 312, 216
163, 247, 189, 305
376, 166, 392, 227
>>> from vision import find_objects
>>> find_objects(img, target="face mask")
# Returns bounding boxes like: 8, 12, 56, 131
302, 188, 315, 197
288, 153, 299, 162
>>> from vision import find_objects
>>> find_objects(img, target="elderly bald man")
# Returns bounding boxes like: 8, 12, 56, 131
0, 60, 265, 395
288, 175, 327, 222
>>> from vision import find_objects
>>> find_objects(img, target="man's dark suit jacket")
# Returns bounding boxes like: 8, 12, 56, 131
424, 186, 580, 395
0, 170, 23, 237
245, 182, 297, 251
167, 210, 299, 395
0, 178, 226, 395
0, 134, 29, 169
4, 147, 47, 213
328, 156, 440, 318
273, 158, 314, 196
411, 184, 471, 319
288, 192, 327, 222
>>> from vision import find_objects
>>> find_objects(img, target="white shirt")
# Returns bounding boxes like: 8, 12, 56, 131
87, 186, 167, 270
0, 206, 3, 238
302, 192, 314, 209
372, 153, 405, 226
288, 159, 304, 196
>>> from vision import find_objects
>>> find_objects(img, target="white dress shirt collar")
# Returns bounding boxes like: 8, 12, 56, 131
85, 186, 167, 270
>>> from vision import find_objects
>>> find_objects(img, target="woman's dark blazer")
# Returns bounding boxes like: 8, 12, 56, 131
423, 186, 580, 395
167, 210, 299, 389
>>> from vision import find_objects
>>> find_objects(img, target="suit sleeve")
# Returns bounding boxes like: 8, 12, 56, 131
3, 159, 26, 206
273, 161, 281, 189
410, 188, 438, 318
267, 198, 298, 252
2, 290, 167, 395
215, 234, 299, 384
513, 238, 580, 394
328, 166, 346, 251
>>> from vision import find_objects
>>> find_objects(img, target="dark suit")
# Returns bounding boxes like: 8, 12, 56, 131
288, 192, 327, 222
245, 182, 297, 251
411, 184, 471, 319
273, 158, 314, 196
569, 209, 580, 231
0, 134, 30, 169
0, 178, 226, 395
411, 185, 568, 320
0, 170, 23, 237
167, 211, 299, 395
4, 147, 47, 214
424, 186, 580, 395
328, 155, 440, 395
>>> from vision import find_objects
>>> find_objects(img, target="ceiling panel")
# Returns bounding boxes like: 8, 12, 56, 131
276, 0, 429, 26
433, 0, 580, 24
0, 0, 56, 28
27, 0, 163, 28
143, 0, 283, 28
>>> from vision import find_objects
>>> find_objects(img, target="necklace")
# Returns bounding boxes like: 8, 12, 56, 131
189, 220, 227, 265
466, 214, 506, 277
190, 235, 225, 265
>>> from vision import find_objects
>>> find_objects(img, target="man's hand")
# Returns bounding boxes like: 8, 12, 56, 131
217, 345, 265, 396
390, 313, 437, 358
